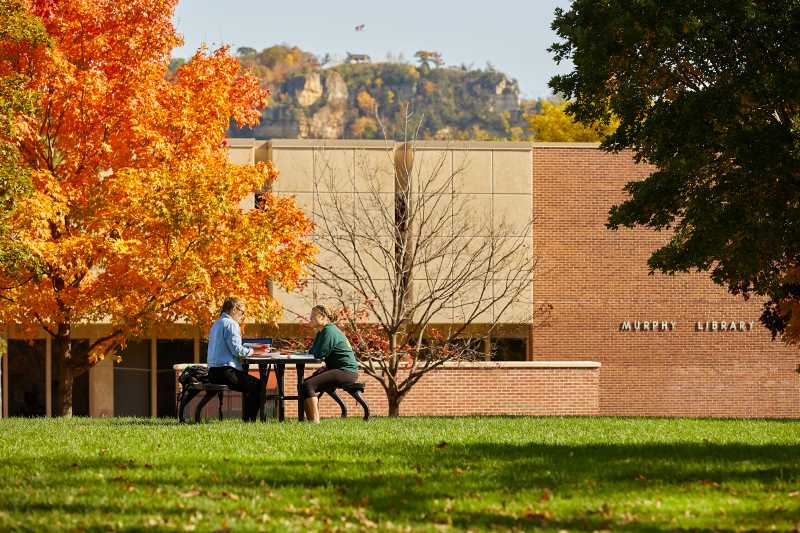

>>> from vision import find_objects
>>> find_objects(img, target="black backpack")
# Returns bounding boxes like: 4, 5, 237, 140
176, 365, 211, 420
178, 365, 209, 388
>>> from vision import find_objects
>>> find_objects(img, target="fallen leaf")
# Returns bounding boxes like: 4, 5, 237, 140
525, 510, 552, 522
352, 508, 377, 529
540, 488, 553, 502
789, 491, 800, 497
179, 490, 201, 498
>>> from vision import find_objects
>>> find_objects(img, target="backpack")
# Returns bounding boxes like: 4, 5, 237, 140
178, 365, 209, 388
176, 365, 210, 420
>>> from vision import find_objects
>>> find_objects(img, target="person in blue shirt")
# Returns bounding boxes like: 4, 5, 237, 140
207, 297, 261, 421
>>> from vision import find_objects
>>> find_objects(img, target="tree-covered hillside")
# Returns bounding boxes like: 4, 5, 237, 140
168, 45, 609, 141
216, 45, 529, 140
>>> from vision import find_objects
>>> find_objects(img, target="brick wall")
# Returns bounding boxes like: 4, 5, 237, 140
531, 145, 800, 418
178, 362, 600, 419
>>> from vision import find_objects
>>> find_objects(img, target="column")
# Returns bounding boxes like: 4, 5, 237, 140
45, 335, 52, 417
150, 337, 157, 418
1, 333, 7, 418
89, 347, 114, 417
527, 325, 534, 361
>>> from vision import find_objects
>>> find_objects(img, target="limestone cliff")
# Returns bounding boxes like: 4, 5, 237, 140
227, 49, 527, 140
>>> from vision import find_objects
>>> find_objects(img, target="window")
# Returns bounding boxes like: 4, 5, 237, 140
114, 341, 151, 417
7, 340, 46, 416
491, 338, 527, 361
156, 340, 194, 418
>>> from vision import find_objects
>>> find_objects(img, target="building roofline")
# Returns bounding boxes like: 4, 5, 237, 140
227, 138, 605, 150
226, 138, 537, 151
532, 142, 602, 148
227, 138, 257, 147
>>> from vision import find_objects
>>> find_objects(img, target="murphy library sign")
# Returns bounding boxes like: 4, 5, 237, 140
619, 320, 757, 332
1, 140, 798, 419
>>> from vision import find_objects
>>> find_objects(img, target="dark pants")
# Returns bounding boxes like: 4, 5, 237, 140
209, 366, 261, 422
301, 368, 358, 398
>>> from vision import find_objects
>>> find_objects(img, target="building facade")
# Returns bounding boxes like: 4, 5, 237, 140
531, 144, 799, 418
1, 140, 798, 418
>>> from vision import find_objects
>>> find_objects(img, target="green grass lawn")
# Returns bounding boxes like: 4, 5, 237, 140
0, 417, 798, 532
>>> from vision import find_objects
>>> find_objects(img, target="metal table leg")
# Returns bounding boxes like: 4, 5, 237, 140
276, 364, 285, 422
297, 363, 306, 421
258, 363, 267, 422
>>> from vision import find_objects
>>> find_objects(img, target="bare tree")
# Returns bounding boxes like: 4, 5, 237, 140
309, 119, 544, 416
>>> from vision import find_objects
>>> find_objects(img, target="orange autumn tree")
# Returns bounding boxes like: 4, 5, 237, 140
0, 0, 314, 416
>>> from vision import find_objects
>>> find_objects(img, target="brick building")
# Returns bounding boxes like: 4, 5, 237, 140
1, 140, 797, 418
531, 144, 799, 418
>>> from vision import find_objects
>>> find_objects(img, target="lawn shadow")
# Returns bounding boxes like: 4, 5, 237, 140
2, 440, 799, 530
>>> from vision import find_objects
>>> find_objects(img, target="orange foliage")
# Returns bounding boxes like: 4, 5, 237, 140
0, 1, 314, 381
356, 90, 376, 114
349, 116, 378, 138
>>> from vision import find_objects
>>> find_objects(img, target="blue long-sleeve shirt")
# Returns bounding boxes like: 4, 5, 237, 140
207, 312, 252, 371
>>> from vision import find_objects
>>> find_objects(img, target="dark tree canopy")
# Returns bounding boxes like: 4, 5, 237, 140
550, 0, 800, 341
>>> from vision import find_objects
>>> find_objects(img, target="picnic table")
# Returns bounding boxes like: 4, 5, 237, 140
242, 353, 321, 422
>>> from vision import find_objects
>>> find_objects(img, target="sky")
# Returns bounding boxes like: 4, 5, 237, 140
172, 0, 574, 99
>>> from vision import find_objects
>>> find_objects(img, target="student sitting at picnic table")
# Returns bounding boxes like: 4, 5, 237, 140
301, 305, 359, 423
207, 296, 266, 422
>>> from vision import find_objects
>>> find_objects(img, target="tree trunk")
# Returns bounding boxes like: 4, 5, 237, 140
387, 390, 403, 417
53, 324, 73, 417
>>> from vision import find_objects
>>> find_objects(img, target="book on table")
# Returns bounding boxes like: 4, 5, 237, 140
243, 352, 315, 360
285, 352, 315, 359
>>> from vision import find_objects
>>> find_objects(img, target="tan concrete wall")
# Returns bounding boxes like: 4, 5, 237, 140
261, 140, 534, 327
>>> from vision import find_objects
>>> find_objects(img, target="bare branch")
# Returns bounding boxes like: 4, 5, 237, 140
309, 108, 543, 414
